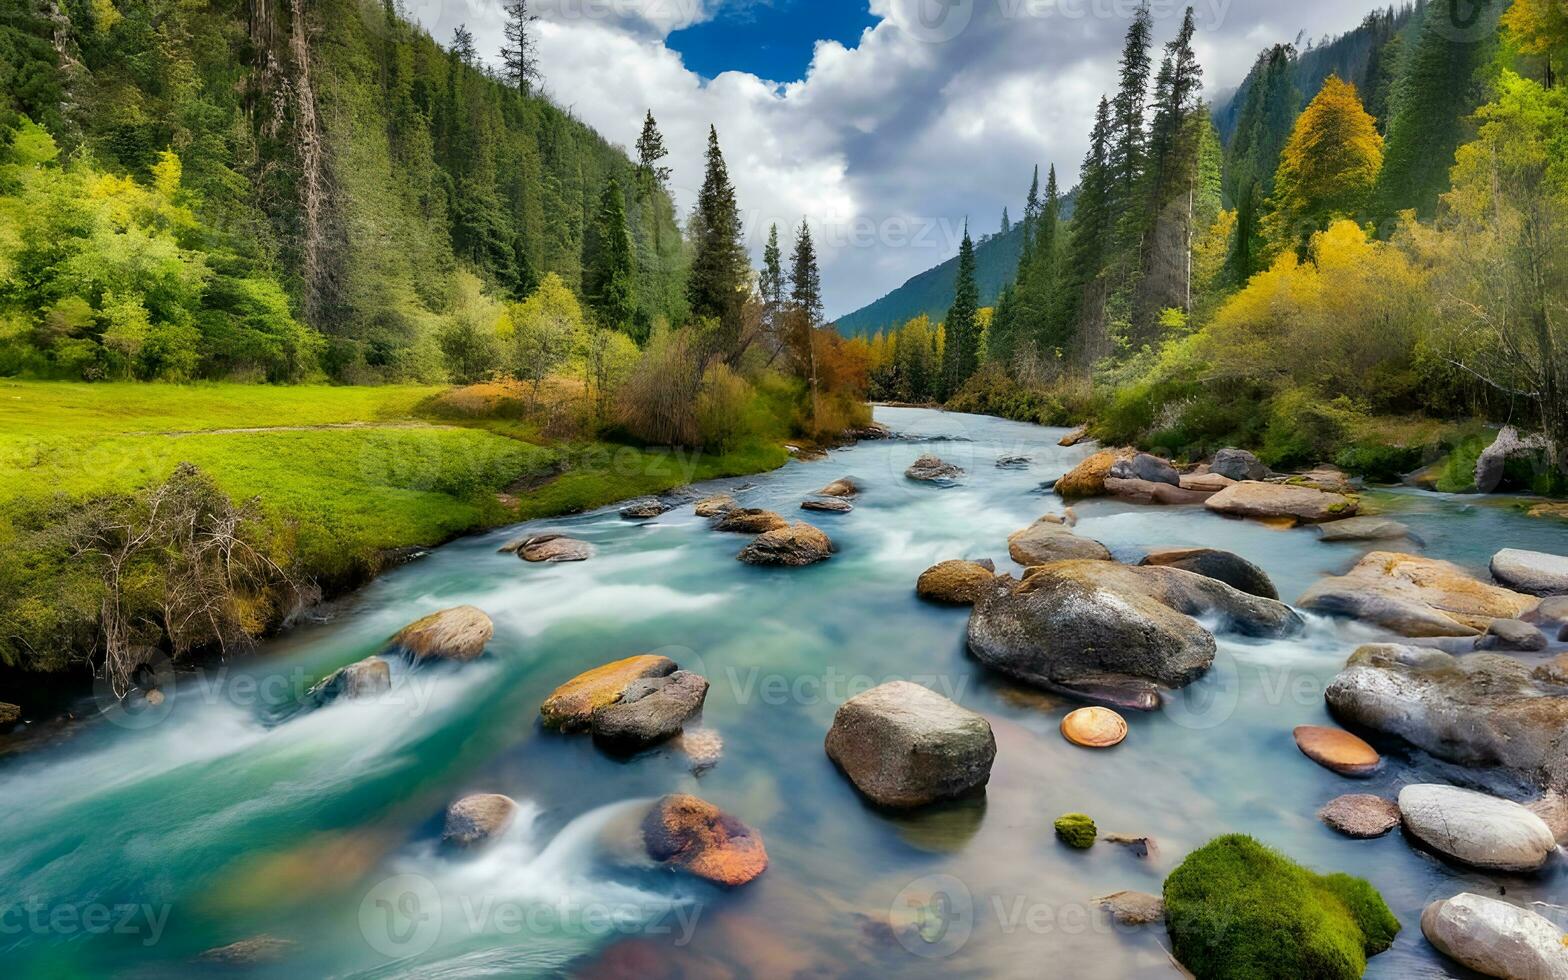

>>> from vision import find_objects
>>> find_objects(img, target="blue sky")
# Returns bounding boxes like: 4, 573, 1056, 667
666, 0, 879, 81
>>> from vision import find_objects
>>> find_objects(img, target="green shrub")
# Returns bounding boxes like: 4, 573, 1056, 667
1164, 835, 1399, 980
1333, 442, 1426, 483
1053, 813, 1097, 849
1261, 390, 1363, 469
947, 362, 1069, 424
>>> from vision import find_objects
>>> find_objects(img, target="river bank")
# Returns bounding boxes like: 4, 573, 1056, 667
2, 406, 1565, 977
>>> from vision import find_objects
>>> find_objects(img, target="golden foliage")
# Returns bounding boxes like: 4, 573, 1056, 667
1264, 75, 1383, 256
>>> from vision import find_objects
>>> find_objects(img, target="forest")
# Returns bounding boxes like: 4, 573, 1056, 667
864, 0, 1568, 491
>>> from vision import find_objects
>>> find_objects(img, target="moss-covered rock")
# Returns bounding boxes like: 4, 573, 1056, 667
1164, 835, 1399, 980
1054, 813, 1097, 849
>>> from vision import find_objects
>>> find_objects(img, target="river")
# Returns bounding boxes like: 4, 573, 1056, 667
3, 406, 1566, 978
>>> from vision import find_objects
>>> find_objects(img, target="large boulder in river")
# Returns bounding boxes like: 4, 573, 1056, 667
694, 493, 736, 517
1139, 548, 1278, 600
801, 497, 852, 513
1476, 426, 1548, 493
824, 680, 997, 809
737, 522, 833, 566
540, 654, 677, 732
1007, 521, 1111, 565
816, 477, 860, 498
641, 794, 767, 887
1422, 893, 1568, 980
389, 606, 494, 663
1108, 452, 1180, 486
1316, 516, 1414, 543
620, 497, 669, 520
512, 534, 594, 563
916, 560, 997, 605
905, 454, 964, 484
714, 508, 788, 534
591, 670, 709, 752
1326, 644, 1568, 793
442, 793, 519, 848
968, 562, 1301, 709
1300, 552, 1538, 637
1054, 449, 1130, 500
1210, 447, 1269, 482
1491, 547, 1568, 596
1205, 481, 1358, 525
1398, 784, 1557, 872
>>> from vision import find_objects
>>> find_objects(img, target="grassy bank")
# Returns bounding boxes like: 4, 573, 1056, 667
0, 380, 790, 681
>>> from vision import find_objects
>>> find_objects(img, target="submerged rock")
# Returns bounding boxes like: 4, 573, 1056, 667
915, 560, 997, 605
1006, 521, 1112, 565
1398, 784, 1557, 872
1139, 547, 1278, 600
693, 493, 736, 518
1316, 516, 1414, 543
995, 454, 1033, 469
1210, 447, 1269, 482
1205, 481, 1359, 525
198, 936, 298, 966
816, 477, 860, 498
539, 655, 678, 732
389, 606, 494, 663
1108, 452, 1180, 486
713, 508, 789, 534
620, 498, 668, 520
737, 522, 833, 566
442, 793, 519, 849
1293, 725, 1380, 777
1163, 835, 1400, 980
1318, 794, 1401, 838
1492, 547, 1568, 596
591, 670, 709, 752
1422, 892, 1568, 980
1096, 891, 1163, 926
968, 562, 1301, 706
310, 656, 392, 705
824, 680, 997, 809
1327, 644, 1568, 793
514, 534, 594, 563
905, 454, 965, 483
1300, 552, 1537, 637
801, 497, 853, 513
641, 794, 767, 887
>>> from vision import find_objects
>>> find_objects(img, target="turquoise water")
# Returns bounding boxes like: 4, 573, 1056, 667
3, 406, 1566, 977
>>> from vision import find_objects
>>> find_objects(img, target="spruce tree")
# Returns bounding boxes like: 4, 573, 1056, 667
634, 110, 672, 196
760, 223, 786, 357
790, 219, 824, 424
1374, 0, 1498, 221
941, 226, 980, 397
583, 176, 636, 334
499, 0, 540, 95
1060, 97, 1114, 362
686, 126, 748, 348
1108, 2, 1154, 229
1000, 207, 1011, 236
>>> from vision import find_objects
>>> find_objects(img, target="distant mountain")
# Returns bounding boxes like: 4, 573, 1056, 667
835, 191, 1076, 337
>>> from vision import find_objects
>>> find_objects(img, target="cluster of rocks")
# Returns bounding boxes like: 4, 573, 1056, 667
699, 479, 846, 567
539, 653, 708, 752
905, 454, 965, 484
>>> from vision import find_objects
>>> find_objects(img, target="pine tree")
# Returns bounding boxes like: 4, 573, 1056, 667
1374, 0, 1498, 221
634, 110, 672, 196
1225, 44, 1299, 283
1060, 97, 1114, 363
1000, 207, 1011, 236
499, 0, 540, 95
1265, 75, 1383, 257
686, 126, 749, 349
789, 219, 824, 421
941, 225, 980, 397
1108, 2, 1155, 229
760, 223, 786, 358
1022, 165, 1042, 249
452, 25, 476, 67
583, 176, 637, 334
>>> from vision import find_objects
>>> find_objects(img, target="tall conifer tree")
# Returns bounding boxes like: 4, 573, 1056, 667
499, 0, 540, 95
941, 226, 980, 397
583, 176, 637, 335
686, 126, 748, 348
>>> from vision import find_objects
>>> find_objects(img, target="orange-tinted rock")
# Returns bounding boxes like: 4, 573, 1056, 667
539, 655, 677, 731
1294, 725, 1380, 777
641, 794, 767, 887
714, 508, 789, 534
916, 560, 996, 605
389, 606, 493, 663
1054, 449, 1131, 500
1060, 706, 1128, 748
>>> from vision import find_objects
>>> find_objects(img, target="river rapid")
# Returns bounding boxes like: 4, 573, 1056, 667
3, 406, 1567, 978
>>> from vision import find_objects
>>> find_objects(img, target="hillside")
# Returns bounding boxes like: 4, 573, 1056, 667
0, 0, 686, 381
834, 221, 1025, 336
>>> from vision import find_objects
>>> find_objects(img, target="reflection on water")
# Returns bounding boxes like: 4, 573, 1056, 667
3, 406, 1567, 978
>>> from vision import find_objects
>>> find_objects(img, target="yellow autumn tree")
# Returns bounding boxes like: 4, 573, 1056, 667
1503, 0, 1568, 65
1263, 75, 1384, 258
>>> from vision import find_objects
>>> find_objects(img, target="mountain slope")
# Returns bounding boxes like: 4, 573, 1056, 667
836, 222, 1026, 336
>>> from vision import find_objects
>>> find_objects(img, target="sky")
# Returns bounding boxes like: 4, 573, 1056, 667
400, 0, 1388, 319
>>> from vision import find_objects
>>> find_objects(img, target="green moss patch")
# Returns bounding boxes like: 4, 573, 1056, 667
1053, 813, 1097, 849
1164, 835, 1399, 980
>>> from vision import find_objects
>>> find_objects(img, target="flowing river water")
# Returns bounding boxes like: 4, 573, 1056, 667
4, 406, 1567, 978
